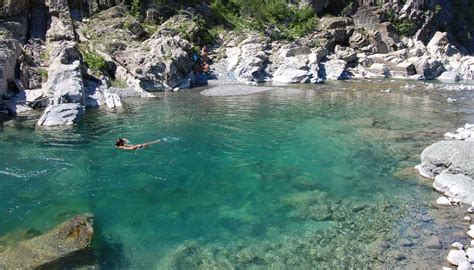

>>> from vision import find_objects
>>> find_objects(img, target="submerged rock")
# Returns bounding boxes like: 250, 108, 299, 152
37, 103, 85, 126
437, 196, 452, 206
200, 85, 273, 97
0, 214, 94, 269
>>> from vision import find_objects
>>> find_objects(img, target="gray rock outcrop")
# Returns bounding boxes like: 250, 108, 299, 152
416, 140, 474, 204
114, 35, 195, 91
0, 38, 22, 96
322, 59, 350, 80
37, 103, 85, 126
0, 214, 94, 269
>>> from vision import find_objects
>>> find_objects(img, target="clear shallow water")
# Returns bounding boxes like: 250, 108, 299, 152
1, 81, 474, 268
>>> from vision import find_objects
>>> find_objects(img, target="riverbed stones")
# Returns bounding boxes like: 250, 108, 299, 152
0, 214, 94, 269
467, 248, 474, 263
447, 249, 468, 266
457, 261, 471, 270
37, 103, 85, 126
423, 237, 442, 249
437, 196, 453, 206
468, 230, 474, 239
452, 242, 464, 250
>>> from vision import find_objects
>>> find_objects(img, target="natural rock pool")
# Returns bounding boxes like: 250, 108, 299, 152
1, 80, 474, 268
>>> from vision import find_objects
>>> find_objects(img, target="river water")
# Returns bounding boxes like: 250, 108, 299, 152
1, 80, 473, 268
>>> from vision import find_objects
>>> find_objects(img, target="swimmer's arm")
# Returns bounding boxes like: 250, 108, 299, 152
117, 145, 140, 150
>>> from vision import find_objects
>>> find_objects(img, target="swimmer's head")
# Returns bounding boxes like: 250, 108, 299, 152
116, 138, 126, 147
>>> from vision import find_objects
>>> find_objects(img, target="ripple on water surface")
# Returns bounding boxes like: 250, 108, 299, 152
0, 81, 474, 268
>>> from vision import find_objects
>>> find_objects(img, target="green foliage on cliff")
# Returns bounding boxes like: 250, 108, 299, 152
130, 0, 141, 19
209, 0, 317, 40
385, 9, 415, 37
81, 48, 106, 75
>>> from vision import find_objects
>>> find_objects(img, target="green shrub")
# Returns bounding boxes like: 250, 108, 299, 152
385, 8, 415, 37
394, 19, 415, 36
82, 49, 106, 75
35, 68, 48, 79
209, 0, 318, 41
130, 0, 141, 19
111, 78, 128, 89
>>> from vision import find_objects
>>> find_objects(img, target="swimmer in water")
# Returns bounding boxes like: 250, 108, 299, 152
115, 138, 160, 150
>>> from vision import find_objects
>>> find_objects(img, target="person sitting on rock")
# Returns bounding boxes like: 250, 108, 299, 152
202, 61, 210, 74
201, 46, 208, 62
115, 138, 160, 150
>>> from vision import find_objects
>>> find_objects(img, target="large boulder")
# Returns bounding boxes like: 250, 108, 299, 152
0, 214, 94, 269
416, 140, 474, 203
45, 14, 75, 42
114, 35, 195, 91
37, 103, 85, 126
44, 60, 85, 104
419, 58, 446, 80
272, 56, 309, 84
349, 30, 370, 50
320, 17, 353, 30
223, 34, 269, 83
334, 45, 357, 63
321, 59, 350, 80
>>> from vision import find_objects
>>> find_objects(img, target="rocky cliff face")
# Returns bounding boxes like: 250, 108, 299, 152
0, 0, 473, 126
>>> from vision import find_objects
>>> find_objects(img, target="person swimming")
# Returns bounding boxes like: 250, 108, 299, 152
115, 138, 160, 150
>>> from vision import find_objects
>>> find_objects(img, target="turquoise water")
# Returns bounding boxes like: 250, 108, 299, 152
1, 81, 473, 268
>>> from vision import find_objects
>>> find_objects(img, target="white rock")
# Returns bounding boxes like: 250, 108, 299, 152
468, 230, 474, 239
468, 207, 474, 214
447, 249, 468, 266
457, 261, 471, 270
437, 196, 453, 206
471, 240, 474, 247
452, 242, 464, 250
470, 225, 474, 230
323, 59, 349, 80
104, 91, 122, 110
466, 247, 474, 263
465, 216, 472, 222
444, 132, 457, 139
442, 267, 453, 270
434, 172, 474, 204
447, 97, 457, 103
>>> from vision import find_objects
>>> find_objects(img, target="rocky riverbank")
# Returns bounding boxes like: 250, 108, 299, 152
416, 124, 474, 268
0, 0, 473, 127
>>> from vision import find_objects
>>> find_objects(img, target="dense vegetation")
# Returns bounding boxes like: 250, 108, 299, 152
129, 0, 318, 41
209, 0, 318, 40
